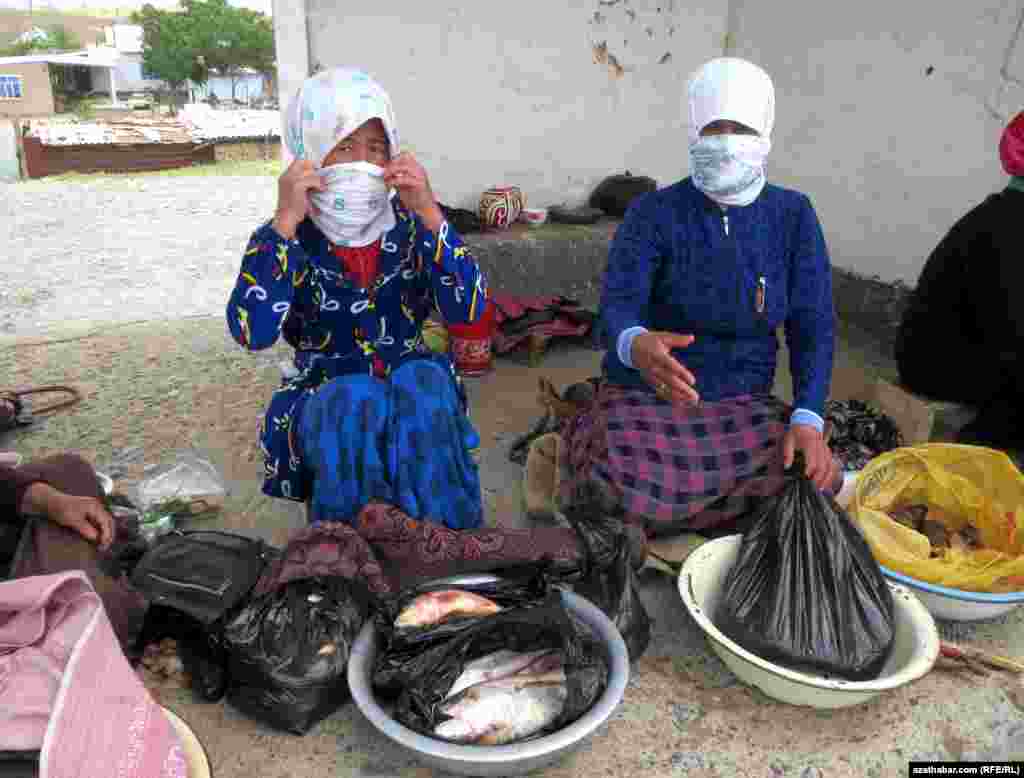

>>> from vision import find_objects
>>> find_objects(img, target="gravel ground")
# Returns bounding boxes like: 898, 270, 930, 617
2, 175, 278, 336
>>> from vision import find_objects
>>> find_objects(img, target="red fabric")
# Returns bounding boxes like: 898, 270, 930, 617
1000, 111, 1024, 177
489, 294, 593, 355
331, 239, 382, 289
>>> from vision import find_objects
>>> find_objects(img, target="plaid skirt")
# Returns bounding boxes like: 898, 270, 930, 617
560, 384, 843, 536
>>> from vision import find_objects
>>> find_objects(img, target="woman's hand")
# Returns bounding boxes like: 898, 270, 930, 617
782, 424, 833, 490
384, 152, 444, 232
631, 331, 700, 405
273, 159, 325, 240
20, 483, 114, 549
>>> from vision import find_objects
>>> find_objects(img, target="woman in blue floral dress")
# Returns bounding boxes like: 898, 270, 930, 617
226, 67, 489, 529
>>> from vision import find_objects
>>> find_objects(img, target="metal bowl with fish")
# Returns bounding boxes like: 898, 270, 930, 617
347, 575, 629, 777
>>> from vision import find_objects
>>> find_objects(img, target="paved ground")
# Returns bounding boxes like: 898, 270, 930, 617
4, 175, 1024, 777
1, 176, 277, 336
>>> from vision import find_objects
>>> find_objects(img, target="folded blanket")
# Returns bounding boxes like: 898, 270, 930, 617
490, 295, 595, 355
0, 572, 185, 778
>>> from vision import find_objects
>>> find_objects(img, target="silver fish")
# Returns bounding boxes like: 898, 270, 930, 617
445, 649, 558, 700
435, 683, 568, 745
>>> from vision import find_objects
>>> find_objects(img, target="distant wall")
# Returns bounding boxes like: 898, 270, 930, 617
213, 138, 281, 162
21, 137, 215, 177
730, 0, 1019, 283
283, 0, 727, 210
0, 63, 54, 118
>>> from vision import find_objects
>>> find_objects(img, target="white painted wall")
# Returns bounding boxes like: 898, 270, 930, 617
730, 0, 1020, 283
91, 54, 163, 93
0, 119, 19, 181
296, 0, 727, 210
278, 0, 1023, 284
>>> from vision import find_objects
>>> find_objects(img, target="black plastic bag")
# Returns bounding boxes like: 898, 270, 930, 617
372, 568, 551, 695
388, 590, 609, 741
714, 457, 895, 681
588, 172, 657, 217
824, 399, 904, 471
222, 576, 373, 734
562, 485, 651, 662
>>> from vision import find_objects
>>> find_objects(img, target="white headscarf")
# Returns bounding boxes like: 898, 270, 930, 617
283, 67, 399, 246
687, 58, 775, 207
687, 57, 775, 143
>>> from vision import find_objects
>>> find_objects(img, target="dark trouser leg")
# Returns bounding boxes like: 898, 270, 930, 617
9, 455, 148, 650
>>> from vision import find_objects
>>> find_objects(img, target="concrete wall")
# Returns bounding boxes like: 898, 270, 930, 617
281, 0, 1022, 285
91, 54, 165, 94
730, 0, 1020, 283
213, 138, 281, 162
291, 0, 727, 210
0, 63, 54, 118
0, 119, 19, 180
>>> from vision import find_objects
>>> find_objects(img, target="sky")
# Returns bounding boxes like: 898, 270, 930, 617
0, 0, 272, 17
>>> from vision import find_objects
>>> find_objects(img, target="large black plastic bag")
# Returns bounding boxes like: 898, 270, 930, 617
386, 590, 609, 740
222, 576, 374, 734
372, 568, 551, 695
714, 459, 896, 681
561, 484, 651, 662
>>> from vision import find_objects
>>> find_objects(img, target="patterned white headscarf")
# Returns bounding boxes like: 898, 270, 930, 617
283, 67, 399, 166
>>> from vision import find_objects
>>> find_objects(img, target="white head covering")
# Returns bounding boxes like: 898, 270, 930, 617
284, 67, 399, 166
687, 57, 775, 145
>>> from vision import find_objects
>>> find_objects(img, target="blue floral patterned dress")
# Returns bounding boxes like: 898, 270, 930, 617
226, 198, 489, 528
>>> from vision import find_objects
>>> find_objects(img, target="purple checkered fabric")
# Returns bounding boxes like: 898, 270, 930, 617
561, 384, 843, 535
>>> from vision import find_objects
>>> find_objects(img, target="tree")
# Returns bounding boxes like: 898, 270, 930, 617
184, 0, 274, 101
0, 24, 82, 57
133, 4, 207, 110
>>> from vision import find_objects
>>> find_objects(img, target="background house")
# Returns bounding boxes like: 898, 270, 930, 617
0, 46, 120, 118
271, 0, 1021, 287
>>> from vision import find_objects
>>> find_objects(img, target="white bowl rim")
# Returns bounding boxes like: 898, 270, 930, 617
879, 566, 1024, 603
679, 535, 940, 693
347, 579, 629, 766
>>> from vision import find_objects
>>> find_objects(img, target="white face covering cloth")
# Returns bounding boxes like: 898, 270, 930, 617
689, 134, 771, 207
687, 57, 775, 206
283, 67, 400, 246
308, 161, 396, 248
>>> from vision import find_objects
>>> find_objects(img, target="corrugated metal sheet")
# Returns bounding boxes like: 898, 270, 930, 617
24, 109, 281, 147
26, 117, 193, 146
179, 105, 281, 141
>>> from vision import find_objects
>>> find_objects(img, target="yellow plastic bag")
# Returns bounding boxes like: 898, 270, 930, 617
848, 444, 1024, 593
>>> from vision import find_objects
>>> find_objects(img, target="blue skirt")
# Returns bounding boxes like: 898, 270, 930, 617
261, 355, 483, 529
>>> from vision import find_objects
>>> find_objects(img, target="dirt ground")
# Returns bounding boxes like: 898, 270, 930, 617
4, 319, 1024, 778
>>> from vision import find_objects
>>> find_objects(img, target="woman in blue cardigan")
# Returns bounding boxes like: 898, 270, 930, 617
226, 67, 489, 529
563, 58, 843, 535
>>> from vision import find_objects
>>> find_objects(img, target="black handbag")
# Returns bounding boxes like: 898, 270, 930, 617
130, 530, 275, 627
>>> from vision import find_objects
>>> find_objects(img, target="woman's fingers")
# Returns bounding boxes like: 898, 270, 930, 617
658, 351, 697, 388
647, 366, 700, 405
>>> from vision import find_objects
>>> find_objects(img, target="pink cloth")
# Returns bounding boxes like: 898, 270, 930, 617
1000, 111, 1024, 176
0, 572, 186, 778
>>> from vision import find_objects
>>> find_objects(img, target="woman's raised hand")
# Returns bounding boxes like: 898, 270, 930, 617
631, 331, 700, 406
272, 159, 325, 240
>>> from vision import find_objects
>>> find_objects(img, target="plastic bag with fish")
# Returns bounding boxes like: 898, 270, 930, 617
715, 455, 895, 681
372, 568, 550, 693
222, 576, 374, 734
389, 590, 608, 744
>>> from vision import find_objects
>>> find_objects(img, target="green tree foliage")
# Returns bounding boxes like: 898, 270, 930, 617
133, 0, 275, 102
0, 24, 82, 57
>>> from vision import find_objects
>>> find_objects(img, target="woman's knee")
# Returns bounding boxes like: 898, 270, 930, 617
16, 454, 102, 499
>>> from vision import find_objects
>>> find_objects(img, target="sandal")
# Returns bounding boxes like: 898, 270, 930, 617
0, 386, 82, 432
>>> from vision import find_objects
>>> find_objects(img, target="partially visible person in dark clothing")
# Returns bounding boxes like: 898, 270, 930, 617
1, 455, 147, 647
896, 111, 1024, 450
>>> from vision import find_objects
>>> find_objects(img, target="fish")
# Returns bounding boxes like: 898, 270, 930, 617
445, 649, 562, 700
434, 682, 568, 745
394, 589, 502, 628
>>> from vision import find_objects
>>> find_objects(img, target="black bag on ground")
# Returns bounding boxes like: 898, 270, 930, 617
130, 530, 274, 627
387, 590, 609, 741
372, 569, 550, 695
588, 172, 657, 217
562, 492, 651, 662
222, 576, 374, 734
714, 456, 895, 681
